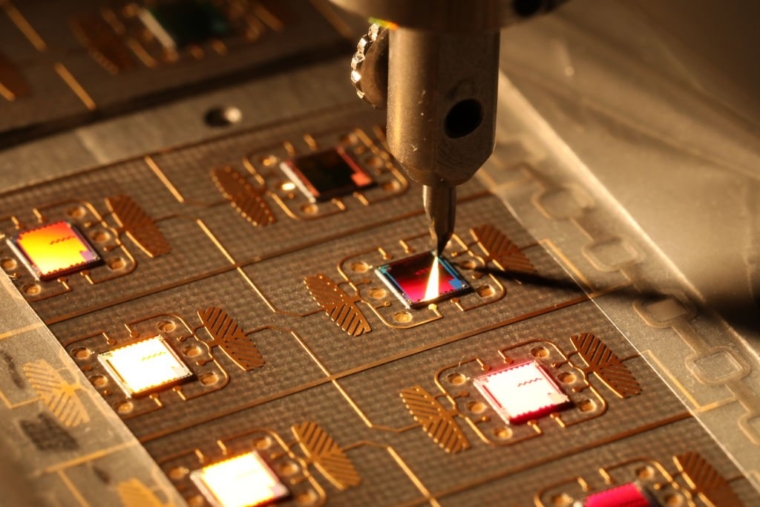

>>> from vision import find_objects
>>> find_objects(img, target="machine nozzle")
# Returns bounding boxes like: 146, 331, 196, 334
423, 184, 456, 257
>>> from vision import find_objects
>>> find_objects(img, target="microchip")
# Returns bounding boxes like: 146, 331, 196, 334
279, 147, 374, 203
8, 221, 101, 281
139, 0, 232, 50
98, 336, 192, 397
190, 452, 289, 507
473, 361, 569, 424
582, 483, 657, 507
376, 251, 470, 309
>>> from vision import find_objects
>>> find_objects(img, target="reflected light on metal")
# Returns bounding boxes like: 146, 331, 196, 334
423, 255, 440, 302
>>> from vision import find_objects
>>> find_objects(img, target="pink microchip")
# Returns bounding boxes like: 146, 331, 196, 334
584, 483, 654, 507
473, 361, 569, 424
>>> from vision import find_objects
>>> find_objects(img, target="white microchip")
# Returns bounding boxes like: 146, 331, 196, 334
190, 452, 289, 507
473, 361, 569, 424
98, 336, 192, 397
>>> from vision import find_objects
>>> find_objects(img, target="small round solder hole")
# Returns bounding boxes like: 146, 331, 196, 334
204, 106, 242, 127
91, 375, 108, 388
281, 181, 296, 192
187, 495, 205, 507
461, 260, 478, 270
513, 0, 544, 17
279, 461, 299, 476
558, 372, 576, 384
577, 399, 595, 412
493, 427, 512, 440
444, 99, 483, 139
200, 372, 219, 386
351, 262, 369, 273
162, 50, 179, 63
254, 436, 272, 450
340, 133, 358, 145
368, 288, 387, 299
72, 348, 91, 360
68, 206, 86, 218
636, 466, 655, 480
108, 257, 126, 270
296, 490, 319, 506
447, 373, 466, 385
393, 311, 412, 324
24, 284, 41, 296
366, 156, 383, 168
157, 321, 176, 333
91, 231, 111, 243
1, 258, 17, 270
121, 4, 139, 17
664, 494, 683, 506
169, 467, 188, 480
477, 285, 495, 297
531, 346, 549, 358
261, 155, 279, 166
189, 46, 204, 60
184, 345, 202, 358
551, 493, 574, 507
467, 401, 487, 414
382, 180, 401, 192
117, 402, 134, 414
302, 204, 318, 215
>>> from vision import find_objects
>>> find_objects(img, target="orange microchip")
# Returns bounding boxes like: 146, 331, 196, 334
10, 221, 101, 280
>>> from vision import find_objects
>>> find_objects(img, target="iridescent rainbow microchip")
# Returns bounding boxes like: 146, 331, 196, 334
376, 251, 470, 309
9, 221, 101, 280
583, 483, 656, 507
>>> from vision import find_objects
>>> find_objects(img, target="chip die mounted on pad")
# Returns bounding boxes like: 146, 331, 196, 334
473, 361, 570, 424
8, 221, 101, 281
98, 336, 192, 397
376, 251, 470, 309
139, 0, 233, 50
190, 451, 289, 507
280, 147, 374, 202
581, 482, 658, 507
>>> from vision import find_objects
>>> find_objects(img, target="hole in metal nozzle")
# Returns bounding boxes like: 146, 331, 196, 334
444, 99, 483, 139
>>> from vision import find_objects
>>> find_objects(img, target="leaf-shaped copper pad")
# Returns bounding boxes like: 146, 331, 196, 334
211, 167, 275, 226
400, 385, 470, 454
199, 307, 264, 371
571, 333, 641, 398
304, 274, 371, 337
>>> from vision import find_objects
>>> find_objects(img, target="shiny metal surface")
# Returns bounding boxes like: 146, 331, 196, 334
383, 23, 501, 254
351, 24, 389, 108
328, 0, 567, 32
386, 27, 499, 187
423, 184, 456, 257
332, 0, 567, 256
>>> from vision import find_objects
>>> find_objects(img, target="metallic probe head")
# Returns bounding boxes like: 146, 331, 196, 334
424, 185, 456, 257
335, 0, 569, 254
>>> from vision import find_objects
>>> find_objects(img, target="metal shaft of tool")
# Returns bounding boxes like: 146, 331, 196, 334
330, 0, 569, 255
387, 28, 498, 255
424, 184, 456, 257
